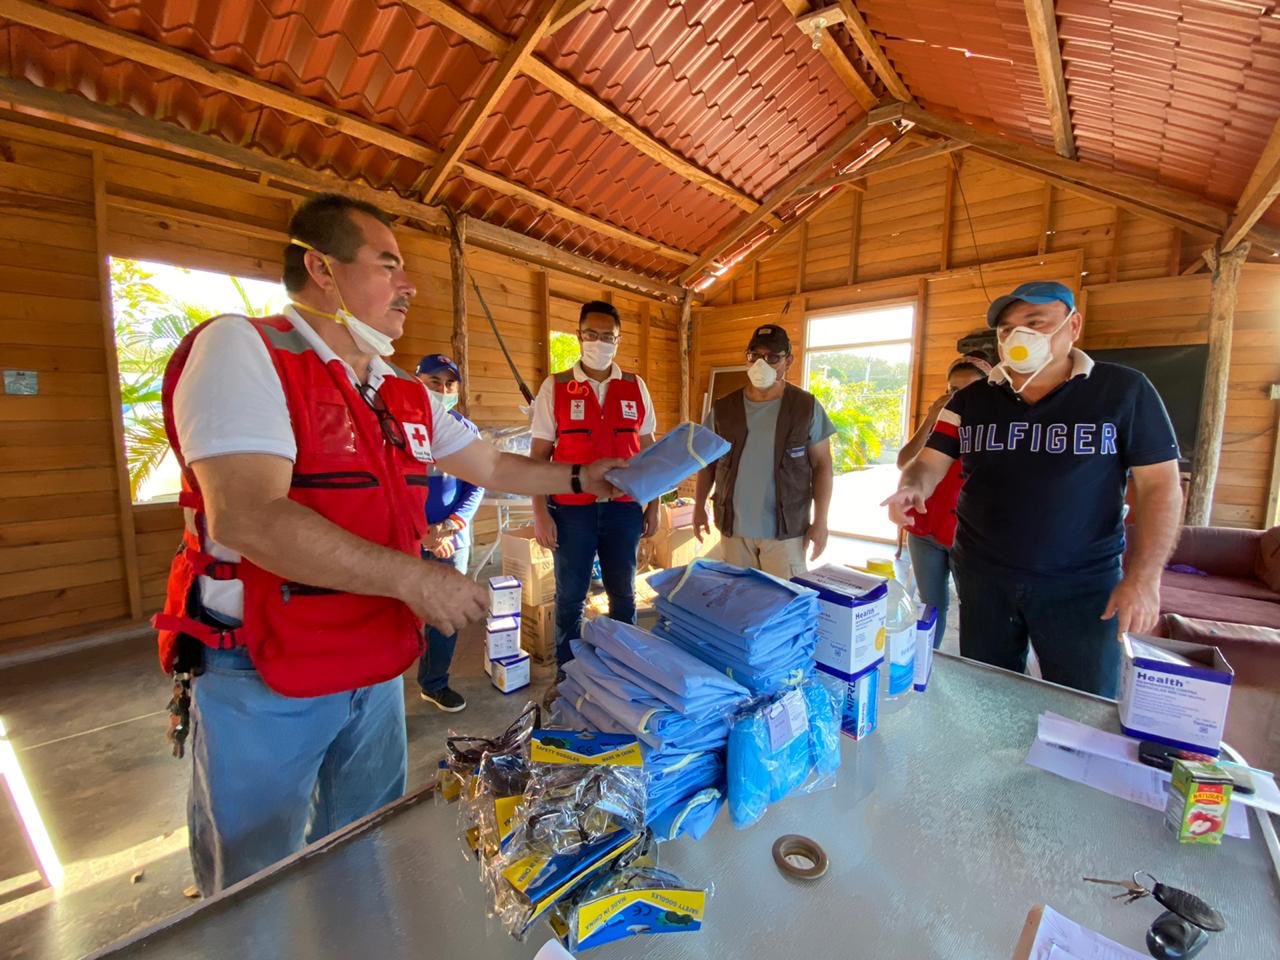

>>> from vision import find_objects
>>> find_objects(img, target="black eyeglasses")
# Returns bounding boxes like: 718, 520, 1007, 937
746, 351, 788, 366
357, 383, 406, 450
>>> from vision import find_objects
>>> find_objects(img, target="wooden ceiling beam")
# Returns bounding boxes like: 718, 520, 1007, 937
0, 0, 694, 267
412, 0, 561, 203
880, 101, 1280, 252
1222, 118, 1280, 253
833, 0, 911, 102
0, 76, 687, 303
782, 0, 879, 111
549, 0, 597, 34
797, 138, 963, 194
1023, 0, 1075, 160
679, 112, 889, 285
404, 0, 759, 212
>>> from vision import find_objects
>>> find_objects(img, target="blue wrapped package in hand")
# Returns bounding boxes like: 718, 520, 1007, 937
604, 422, 730, 504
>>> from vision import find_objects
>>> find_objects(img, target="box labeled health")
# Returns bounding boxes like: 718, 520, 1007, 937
491, 653, 530, 694
1118, 634, 1233, 757
914, 604, 938, 692
486, 615, 521, 661
836, 668, 878, 741
488, 575, 522, 617
792, 564, 887, 682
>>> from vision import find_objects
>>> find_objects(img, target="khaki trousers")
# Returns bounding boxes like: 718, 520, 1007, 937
715, 534, 808, 580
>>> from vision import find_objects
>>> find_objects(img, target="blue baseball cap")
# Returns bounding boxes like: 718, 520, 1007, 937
416, 353, 460, 379
986, 281, 1076, 328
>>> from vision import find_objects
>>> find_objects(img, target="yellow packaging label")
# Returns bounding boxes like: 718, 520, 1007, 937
529, 738, 643, 767
577, 889, 707, 941
438, 768, 462, 803
494, 794, 521, 848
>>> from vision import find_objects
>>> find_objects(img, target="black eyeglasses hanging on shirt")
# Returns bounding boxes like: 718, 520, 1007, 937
356, 383, 407, 450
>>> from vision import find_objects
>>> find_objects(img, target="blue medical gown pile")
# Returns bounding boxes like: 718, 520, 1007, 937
554, 617, 750, 840
647, 559, 821, 695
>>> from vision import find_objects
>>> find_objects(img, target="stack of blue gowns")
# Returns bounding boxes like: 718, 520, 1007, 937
554, 617, 750, 840
647, 559, 821, 695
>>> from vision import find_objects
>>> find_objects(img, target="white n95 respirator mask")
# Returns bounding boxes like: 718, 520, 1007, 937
997, 314, 1071, 389
747, 358, 778, 389
289, 238, 397, 357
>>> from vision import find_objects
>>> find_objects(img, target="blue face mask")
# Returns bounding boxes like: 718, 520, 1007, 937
429, 389, 459, 412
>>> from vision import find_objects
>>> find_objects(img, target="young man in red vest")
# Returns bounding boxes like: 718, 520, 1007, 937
529, 301, 659, 671
157, 194, 624, 894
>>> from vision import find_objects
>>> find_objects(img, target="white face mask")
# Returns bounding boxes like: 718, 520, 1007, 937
997, 313, 1071, 386
430, 389, 459, 412
746, 358, 778, 389
289, 238, 398, 357
580, 339, 617, 370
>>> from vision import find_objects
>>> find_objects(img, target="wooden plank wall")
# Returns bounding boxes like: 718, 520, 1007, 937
696, 154, 1280, 530
0, 115, 682, 650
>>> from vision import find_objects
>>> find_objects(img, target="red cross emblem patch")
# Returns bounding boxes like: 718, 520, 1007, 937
403, 422, 433, 463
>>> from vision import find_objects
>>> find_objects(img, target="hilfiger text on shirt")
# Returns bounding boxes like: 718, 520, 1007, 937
958, 422, 1119, 455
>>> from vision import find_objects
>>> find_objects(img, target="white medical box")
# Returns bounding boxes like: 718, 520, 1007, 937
491, 653, 530, 694
791, 564, 887, 683
486, 615, 521, 661
914, 604, 938, 693
1118, 634, 1233, 757
488, 575, 522, 617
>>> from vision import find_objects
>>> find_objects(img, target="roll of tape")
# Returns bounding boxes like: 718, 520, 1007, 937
771, 834, 828, 880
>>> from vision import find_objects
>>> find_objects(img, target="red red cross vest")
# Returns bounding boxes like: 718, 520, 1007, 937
152, 314, 432, 698
550, 369, 645, 505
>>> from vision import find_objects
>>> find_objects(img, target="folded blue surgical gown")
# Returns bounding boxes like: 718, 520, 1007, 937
604, 422, 730, 504
648, 559, 820, 643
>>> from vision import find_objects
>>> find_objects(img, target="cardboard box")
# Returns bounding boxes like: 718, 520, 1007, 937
488, 575, 522, 617
501, 526, 556, 605
521, 601, 557, 664
836, 669, 879, 741
486, 615, 521, 661
914, 604, 938, 693
791, 564, 887, 683
661, 500, 695, 529
491, 653, 531, 694
1118, 634, 1233, 757
652, 525, 719, 570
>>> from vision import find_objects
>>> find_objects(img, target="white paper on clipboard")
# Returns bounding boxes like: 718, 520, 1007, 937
1011, 905, 1147, 960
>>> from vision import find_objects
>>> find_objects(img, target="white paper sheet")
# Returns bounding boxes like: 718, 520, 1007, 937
1026, 905, 1147, 960
1036, 712, 1280, 815
1025, 718, 1250, 839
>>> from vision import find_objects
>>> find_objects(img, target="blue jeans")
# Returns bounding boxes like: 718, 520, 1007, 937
907, 533, 951, 648
417, 544, 470, 692
951, 549, 1123, 698
188, 647, 407, 894
550, 501, 644, 666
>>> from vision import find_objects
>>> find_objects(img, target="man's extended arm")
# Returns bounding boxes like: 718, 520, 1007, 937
1102, 460, 1182, 634
692, 464, 715, 542
806, 437, 833, 560
193, 453, 487, 636
882, 447, 955, 525
435, 439, 622, 499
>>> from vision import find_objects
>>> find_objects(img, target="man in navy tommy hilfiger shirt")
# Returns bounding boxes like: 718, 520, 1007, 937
884, 282, 1183, 697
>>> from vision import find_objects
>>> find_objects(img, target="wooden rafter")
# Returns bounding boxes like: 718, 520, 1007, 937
834, 1, 911, 102
875, 101, 1280, 252
679, 113, 887, 285
0, 0, 695, 267
412, 0, 560, 202
549, 0, 597, 33
782, 0, 879, 110
797, 139, 962, 194
403, 0, 758, 212
0, 77, 687, 303
1022, 0, 1075, 160
1222, 117, 1280, 252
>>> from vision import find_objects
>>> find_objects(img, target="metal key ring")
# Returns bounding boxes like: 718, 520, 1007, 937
772, 835, 828, 880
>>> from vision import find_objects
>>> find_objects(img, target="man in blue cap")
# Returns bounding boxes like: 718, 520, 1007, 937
884, 282, 1183, 697
414, 353, 483, 711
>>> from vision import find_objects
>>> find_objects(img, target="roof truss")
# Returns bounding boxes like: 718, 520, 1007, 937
1022, 0, 1075, 160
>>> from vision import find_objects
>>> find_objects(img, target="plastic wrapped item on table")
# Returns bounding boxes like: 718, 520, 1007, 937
480, 423, 533, 457
649, 787, 724, 842
650, 597, 814, 667
603, 422, 730, 504
647, 559, 820, 647
579, 618, 750, 710
514, 729, 646, 858
651, 616, 816, 696
725, 676, 841, 828
551, 864, 712, 952
559, 674, 730, 755
644, 749, 723, 816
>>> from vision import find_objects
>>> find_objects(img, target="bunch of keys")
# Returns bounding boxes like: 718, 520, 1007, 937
1083, 873, 1226, 959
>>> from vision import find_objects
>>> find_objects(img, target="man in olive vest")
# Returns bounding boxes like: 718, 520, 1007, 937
693, 324, 835, 579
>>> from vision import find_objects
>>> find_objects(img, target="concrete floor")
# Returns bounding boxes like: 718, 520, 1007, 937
0, 613, 556, 960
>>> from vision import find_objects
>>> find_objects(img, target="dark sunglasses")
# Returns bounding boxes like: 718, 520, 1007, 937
746, 351, 788, 366
357, 383, 406, 450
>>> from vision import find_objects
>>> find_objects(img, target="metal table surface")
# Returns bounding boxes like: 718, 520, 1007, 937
96, 656, 1280, 959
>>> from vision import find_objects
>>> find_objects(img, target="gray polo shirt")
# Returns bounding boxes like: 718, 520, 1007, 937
704, 395, 836, 539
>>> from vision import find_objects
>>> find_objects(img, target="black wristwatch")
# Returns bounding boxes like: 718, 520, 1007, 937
570, 463, 583, 495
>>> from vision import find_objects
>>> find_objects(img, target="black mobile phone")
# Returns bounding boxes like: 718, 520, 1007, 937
1138, 740, 1256, 794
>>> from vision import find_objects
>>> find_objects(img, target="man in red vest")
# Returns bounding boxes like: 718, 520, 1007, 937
529, 301, 659, 671
157, 194, 624, 894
